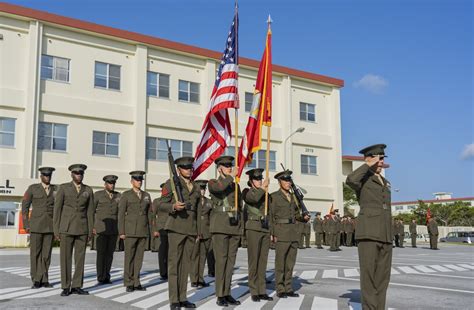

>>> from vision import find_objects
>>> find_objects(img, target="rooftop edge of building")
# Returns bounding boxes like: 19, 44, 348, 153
0, 2, 344, 88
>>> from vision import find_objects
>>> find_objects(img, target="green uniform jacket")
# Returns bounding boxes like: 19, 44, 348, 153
197, 196, 213, 239
22, 183, 58, 233
346, 164, 392, 243
93, 190, 121, 235
327, 217, 338, 234
395, 223, 404, 235
152, 197, 168, 231
242, 187, 269, 233
409, 222, 417, 234
208, 175, 242, 235
345, 220, 355, 233
428, 220, 438, 235
322, 219, 328, 233
268, 190, 299, 242
157, 178, 199, 236
312, 218, 324, 233
304, 221, 311, 234
53, 182, 94, 236
118, 189, 152, 238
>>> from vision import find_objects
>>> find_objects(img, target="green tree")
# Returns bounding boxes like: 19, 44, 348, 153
343, 183, 357, 216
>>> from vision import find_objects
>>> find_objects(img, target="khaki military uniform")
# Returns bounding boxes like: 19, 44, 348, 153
398, 222, 405, 247
93, 190, 120, 282
118, 189, 152, 287
346, 164, 392, 310
208, 175, 242, 298
428, 220, 439, 249
345, 219, 355, 247
152, 197, 169, 278
190, 196, 213, 284
300, 221, 311, 248
335, 217, 342, 249
269, 189, 300, 295
53, 182, 94, 289
327, 217, 338, 251
409, 222, 417, 247
242, 187, 270, 297
312, 218, 324, 248
322, 218, 329, 245
157, 177, 200, 304
22, 183, 58, 285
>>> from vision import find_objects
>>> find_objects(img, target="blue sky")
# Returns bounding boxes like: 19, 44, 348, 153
6, 0, 473, 201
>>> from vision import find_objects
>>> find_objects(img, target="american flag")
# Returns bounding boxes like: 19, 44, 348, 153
192, 11, 239, 179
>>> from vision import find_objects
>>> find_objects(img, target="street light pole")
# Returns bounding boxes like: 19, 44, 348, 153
283, 127, 305, 169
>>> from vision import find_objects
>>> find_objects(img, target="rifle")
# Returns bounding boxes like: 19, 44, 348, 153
280, 163, 310, 220
166, 140, 185, 204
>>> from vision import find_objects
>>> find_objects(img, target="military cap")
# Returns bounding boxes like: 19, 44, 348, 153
274, 170, 293, 180
359, 144, 387, 157
195, 179, 209, 189
103, 175, 118, 183
315, 212, 321, 216
246, 168, 264, 180
38, 167, 55, 176
160, 182, 166, 189
68, 164, 87, 173
174, 156, 194, 169
215, 155, 234, 166
129, 170, 146, 180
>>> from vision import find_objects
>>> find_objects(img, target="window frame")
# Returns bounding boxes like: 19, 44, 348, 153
40, 54, 71, 83
225, 147, 276, 171
178, 79, 200, 104
0, 117, 16, 148
146, 137, 193, 161
92, 131, 120, 157
300, 154, 318, 175
244, 92, 253, 112
37, 122, 68, 152
147, 71, 170, 99
299, 102, 317, 123
94, 61, 121, 91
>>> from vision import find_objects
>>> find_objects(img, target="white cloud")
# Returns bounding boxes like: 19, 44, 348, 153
353, 74, 388, 94
461, 143, 474, 160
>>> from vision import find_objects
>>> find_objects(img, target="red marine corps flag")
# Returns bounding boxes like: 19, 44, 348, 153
236, 18, 272, 180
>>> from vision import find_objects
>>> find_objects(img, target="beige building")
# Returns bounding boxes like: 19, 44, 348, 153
0, 3, 345, 245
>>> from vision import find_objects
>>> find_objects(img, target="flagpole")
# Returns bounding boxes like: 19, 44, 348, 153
233, 1, 239, 213
264, 15, 272, 217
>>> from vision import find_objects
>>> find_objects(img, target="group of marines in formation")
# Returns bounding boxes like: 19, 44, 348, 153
21, 154, 314, 309
22, 143, 439, 310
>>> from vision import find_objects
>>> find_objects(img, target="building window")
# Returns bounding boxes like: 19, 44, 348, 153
244, 92, 253, 112
0, 202, 17, 228
300, 102, 316, 122
178, 80, 200, 103
395, 206, 404, 211
146, 137, 193, 161
38, 122, 67, 151
301, 155, 317, 175
407, 205, 417, 210
94, 62, 120, 90
225, 147, 276, 171
41, 55, 70, 82
0, 118, 15, 147
147, 71, 170, 98
92, 131, 119, 156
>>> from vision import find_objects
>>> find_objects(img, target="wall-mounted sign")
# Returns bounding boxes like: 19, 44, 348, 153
0, 180, 15, 194
304, 148, 314, 153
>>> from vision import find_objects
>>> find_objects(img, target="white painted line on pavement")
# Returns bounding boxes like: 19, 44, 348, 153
429, 265, 452, 272
413, 265, 436, 273
391, 268, 400, 275
398, 266, 419, 274
322, 269, 338, 278
458, 264, 474, 270
444, 264, 468, 272
273, 294, 304, 310
311, 296, 337, 309
344, 269, 359, 277
299, 270, 318, 280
